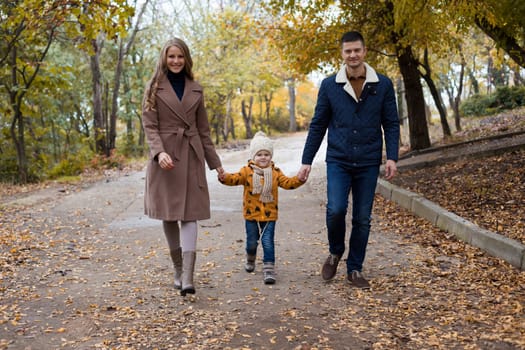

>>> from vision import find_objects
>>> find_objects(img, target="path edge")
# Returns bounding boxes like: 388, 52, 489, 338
376, 179, 525, 270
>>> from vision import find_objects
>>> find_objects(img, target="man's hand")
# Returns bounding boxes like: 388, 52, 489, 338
297, 164, 311, 182
384, 159, 397, 180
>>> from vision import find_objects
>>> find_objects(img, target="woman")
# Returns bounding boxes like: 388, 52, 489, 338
142, 38, 224, 296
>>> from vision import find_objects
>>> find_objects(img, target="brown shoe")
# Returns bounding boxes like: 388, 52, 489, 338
348, 270, 370, 289
321, 254, 341, 281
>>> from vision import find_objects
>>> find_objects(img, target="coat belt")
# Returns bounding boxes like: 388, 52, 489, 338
160, 127, 206, 187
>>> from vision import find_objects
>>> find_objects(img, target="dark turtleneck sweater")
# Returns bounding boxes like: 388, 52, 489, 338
167, 70, 185, 100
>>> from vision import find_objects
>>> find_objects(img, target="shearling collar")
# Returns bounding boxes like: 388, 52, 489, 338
336, 62, 379, 102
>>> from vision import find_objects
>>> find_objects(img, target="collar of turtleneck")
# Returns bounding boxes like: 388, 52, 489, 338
167, 70, 185, 100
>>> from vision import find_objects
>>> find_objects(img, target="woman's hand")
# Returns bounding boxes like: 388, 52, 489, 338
216, 167, 226, 181
158, 152, 174, 170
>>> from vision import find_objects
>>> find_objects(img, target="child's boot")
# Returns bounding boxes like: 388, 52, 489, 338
169, 247, 182, 289
245, 254, 256, 272
263, 262, 276, 284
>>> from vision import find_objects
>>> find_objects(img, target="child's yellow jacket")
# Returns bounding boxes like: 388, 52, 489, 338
220, 160, 305, 221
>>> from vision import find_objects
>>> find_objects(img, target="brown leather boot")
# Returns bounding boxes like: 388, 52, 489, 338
181, 251, 196, 296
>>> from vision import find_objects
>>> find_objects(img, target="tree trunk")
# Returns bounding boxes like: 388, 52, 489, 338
264, 92, 272, 129
419, 49, 451, 138
229, 108, 236, 140
241, 97, 254, 139
396, 45, 431, 150
468, 68, 480, 95
6, 29, 53, 183
383, 0, 430, 150
109, 41, 123, 151
109, 0, 148, 152
423, 79, 451, 137
104, 81, 110, 157
210, 112, 219, 144
225, 97, 232, 141
431, 83, 451, 136
486, 48, 494, 94
451, 99, 462, 132
475, 16, 525, 69
122, 72, 134, 151
512, 66, 523, 86
136, 110, 145, 151
8, 47, 28, 183
90, 36, 106, 154
256, 93, 264, 132
10, 110, 27, 184
396, 77, 409, 146
287, 78, 297, 132
454, 54, 466, 132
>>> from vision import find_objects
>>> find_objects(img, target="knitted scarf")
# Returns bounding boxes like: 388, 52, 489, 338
251, 164, 274, 203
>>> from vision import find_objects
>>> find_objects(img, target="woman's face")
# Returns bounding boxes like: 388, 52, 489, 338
166, 45, 185, 74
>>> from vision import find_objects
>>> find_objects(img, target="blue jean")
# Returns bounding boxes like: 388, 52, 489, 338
245, 220, 276, 263
326, 162, 379, 273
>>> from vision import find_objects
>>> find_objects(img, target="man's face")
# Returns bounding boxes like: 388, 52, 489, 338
341, 40, 367, 70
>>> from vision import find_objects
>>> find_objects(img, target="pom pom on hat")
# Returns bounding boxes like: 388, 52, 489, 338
249, 131, 273, 160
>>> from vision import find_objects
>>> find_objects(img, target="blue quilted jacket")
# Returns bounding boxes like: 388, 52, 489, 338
302, 63, 400, 167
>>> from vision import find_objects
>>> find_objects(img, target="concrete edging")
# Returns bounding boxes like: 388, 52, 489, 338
376, 179, 525, 270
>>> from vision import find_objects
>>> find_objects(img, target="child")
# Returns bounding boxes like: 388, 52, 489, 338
218, 131, 305, 284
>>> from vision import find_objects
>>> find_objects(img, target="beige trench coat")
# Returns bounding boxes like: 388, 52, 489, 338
142, 75, 222, 221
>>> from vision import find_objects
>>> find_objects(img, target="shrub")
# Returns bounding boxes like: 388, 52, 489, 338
460, 94, 495, 117
90, 150, 127, 170
493, 86, 525, 109
460, 86, 525, 117
48, 157, 85, 179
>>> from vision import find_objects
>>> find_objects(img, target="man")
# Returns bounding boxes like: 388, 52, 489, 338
297, 31, 399, 289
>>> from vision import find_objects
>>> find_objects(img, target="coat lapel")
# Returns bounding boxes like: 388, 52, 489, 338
156, 76, 203, 126
182, 79, 203, 114
156, 76, 189, 125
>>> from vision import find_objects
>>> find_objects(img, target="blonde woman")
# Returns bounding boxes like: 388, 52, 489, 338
142, 38, 224, 296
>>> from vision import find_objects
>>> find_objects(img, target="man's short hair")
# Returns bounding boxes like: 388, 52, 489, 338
341, 31, 365, 46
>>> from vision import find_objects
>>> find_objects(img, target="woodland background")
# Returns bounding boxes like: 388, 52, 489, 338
1, 0, 525, 185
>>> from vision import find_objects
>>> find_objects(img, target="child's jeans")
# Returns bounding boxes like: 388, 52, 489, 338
245, 220, 276, 263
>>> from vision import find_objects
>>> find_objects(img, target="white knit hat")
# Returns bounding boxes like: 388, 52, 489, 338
249, 131, 273, 160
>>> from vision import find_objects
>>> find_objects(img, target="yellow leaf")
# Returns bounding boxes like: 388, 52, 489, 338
514, 301, 523, 314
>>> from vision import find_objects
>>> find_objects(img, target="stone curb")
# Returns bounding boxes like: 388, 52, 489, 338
376, 179, 525, 270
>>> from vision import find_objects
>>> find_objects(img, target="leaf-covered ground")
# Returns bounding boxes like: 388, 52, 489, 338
1, 114, 524, 350
1, 169, 524, 350
370, 195, 525, 350
390, 148, 525, 245
391, 109, 525, 245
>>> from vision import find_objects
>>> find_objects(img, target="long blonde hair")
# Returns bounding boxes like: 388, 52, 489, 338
143, 38, 194, 111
